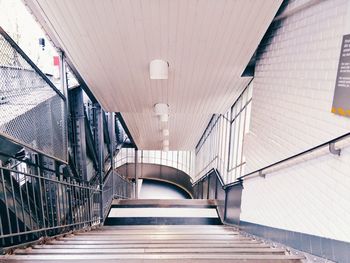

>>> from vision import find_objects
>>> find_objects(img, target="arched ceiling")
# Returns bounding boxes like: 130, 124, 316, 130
24, 0, 282, 150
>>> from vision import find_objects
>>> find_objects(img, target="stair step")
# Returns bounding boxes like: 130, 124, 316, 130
104, 217, 222, 225
0, 206, 304, 263
15, 247, 287, 255
101, 225, 232, 229
0, 253, 305, 261
112, 199, 218, 208
49, 239, 261, 245
33, 243, 270, 249
75, 232, 239, 236
62, 235, 250, 241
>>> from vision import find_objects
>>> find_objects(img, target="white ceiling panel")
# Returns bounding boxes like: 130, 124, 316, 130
24, 0, 282, 150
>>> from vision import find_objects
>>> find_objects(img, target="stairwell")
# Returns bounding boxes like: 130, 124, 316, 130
0, 199, 305, 262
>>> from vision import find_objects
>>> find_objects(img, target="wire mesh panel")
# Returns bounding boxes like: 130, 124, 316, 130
0, 28, 67, 162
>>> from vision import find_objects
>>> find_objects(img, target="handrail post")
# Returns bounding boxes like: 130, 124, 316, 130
134, 150, 138, 199
258, 171, 266, 178
108, 113, 116, 196
95, 104, 104, 223
329, 142, 341, 156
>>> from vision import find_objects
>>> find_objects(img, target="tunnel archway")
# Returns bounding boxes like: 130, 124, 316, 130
116, 163, 194, 198
139, 179, 191, 199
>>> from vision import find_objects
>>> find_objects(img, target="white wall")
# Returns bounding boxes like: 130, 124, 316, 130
241, 0, 350, 243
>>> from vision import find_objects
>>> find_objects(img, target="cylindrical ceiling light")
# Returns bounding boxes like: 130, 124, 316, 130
154, 103, 169, 122
160, 114, 168, 122
150, 59, 169, 79
154, 103, 168, 116
163, 139, 169, 147
162, 129, 169, 137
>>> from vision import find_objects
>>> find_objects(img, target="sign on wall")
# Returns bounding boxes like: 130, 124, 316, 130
332, 34, 350, 117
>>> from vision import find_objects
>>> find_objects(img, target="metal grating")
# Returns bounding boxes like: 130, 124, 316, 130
0, 28, 67, 162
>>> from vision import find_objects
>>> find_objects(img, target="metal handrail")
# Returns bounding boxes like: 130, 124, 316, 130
193, 132, 350, 188
0, 151, 88, 185
0, 162, 101, 249
192, 168, 225, 188
225, 132, 350, 187
1, 166, 99, 191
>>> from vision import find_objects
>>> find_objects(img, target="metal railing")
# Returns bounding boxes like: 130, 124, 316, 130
193, 132, 350, 189
0, 156, 101, 250
226, 131, 350, 187
0, 26, 135, 252
102, 170, 133, 220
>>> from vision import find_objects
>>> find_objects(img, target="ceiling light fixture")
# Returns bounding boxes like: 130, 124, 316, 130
162, 129, 169, 137
150, 59, 169, 79
160, 114, 169, 122
154, 103, 168, 116
154, 103, 169, 122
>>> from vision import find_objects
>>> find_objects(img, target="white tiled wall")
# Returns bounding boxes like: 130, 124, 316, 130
241, 0, 350, 242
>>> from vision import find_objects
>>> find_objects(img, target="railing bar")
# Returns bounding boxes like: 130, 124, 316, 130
82, 186, 86, 225
86, 190, 91, 224
0, 202, 4, 246
82, 185, 86, 227
61, 178, 67, 227
17, 172, 27, 240
37, 166, 47, 237
0, 166, 99, 191
234, 132, 350, 183
9, 172, 21, 242
30, 173, 40, 232
42, 173, 50, 231
74, 180, 79, 227
0, 170, 7, 244
67, 178, 74, 228
73, 181, 80, 228
47, 179, 55, 231
89, 188, 93, 226
86, 188, 89, 225
78, 183, 83, 228
24, 173, 34, 233
56, 180, 62, 228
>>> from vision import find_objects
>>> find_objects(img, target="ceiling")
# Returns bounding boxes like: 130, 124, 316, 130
24, 0, 282, 150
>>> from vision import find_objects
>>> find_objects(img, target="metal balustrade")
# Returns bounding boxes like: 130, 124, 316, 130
0, 158, 101, 249
0, 143, 134, 251
0, 26, 135, 252
116, 148, 195, 178
102, 171, 133, 220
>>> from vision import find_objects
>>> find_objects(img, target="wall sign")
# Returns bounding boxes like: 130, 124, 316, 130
332, 34, 350, 117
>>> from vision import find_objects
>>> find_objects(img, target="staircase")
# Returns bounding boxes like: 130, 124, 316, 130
0, 199, 305, 262
105, 199, 221, 225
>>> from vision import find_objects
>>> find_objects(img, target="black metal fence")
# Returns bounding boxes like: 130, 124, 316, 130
0, 153, 101, 249
102, 171, 133, 219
